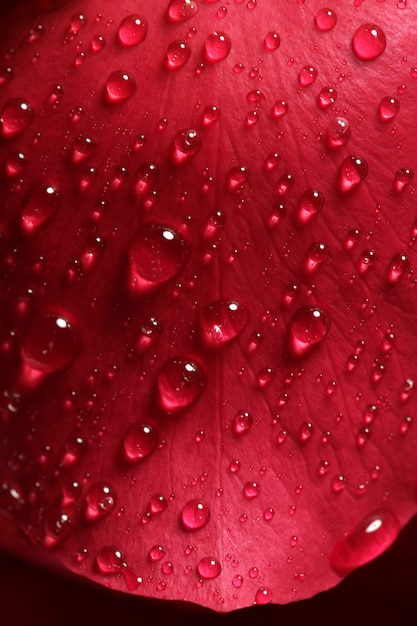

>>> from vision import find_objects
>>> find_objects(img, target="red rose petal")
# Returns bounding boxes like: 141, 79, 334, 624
1, 0, 417, 613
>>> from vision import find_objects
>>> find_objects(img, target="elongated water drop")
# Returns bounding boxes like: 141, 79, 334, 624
330, 510, 400, 576
338, 155, 368, 193
117, 15, 147, 47
0, 99, 33, 138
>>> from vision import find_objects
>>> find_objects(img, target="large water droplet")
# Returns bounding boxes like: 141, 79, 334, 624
21, 310, 79, 375
288, 306, 329, 357
105, 71, 137, 105
352, 24, 386, 61
378, 96, 400, 122
20, 184, 61, 233
83, 482, 117, 522
128, 223, 189, 294
0, 99, 34, 138
338, 155, 368, 193
165, 41, 191, 70
117, 15, 148, 47
264, 31, 281, 51
181, 499, 211, 530
255, 587, 273, 604
296, 189, 324, 224
199, 300, 248, 348
171, 129, 201, 165
204, 32, 231, 63
330, 510, 400, 576
197, 557, 221, 579
315, 8, 337, 31
327, 117, 351, 149
123, 423, 159, 463
167, 0, 199, 22
157, 357, 206, 413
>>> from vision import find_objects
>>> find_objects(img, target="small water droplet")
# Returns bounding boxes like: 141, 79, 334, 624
298, 65, 318, 87
117, 15, 148, 47
165, 40, 191, 70
229, 459, 241, 473
243, 482, 261, 499
83, 482, 117, 522
304, 242, 329, 273
363, 404, 378, 425
315, 8, 337, 31
255, 587, 272, 604
20, 184, 61, 233
387, 253, 409, 284
352, 24, 386, 61
232, 410, 253, 435
167, 0, 199, 23
201, 104, 220, 126
171, 128, 201, 165
330, 510, 400, 576
298, 421, 315, 443
204, 32, 231, 62
157, 357, 206, 413
272, 99, 288, 119
128, 223, 189, 294
90, 35, 106, 52
197, 557, 221, 579
70, 135, 96, 166
264, 31, 281, 51
327, 117, 351, 149
181, 499, 211, 530
21, 310, 79, 379
104, 71, 137, 104
43, 511, 73, 548
331, 474, 347, 493
123, 423, 158, 463
338, 155, 368, 193
149, 545, 166, 561
378, 96, 400, 122
0, 99, 34, 138
318, 86, 337, 109
200, 300, 248, 348
393, 168, 414, 192
226, 165, 249, 192
296, 189, 324, 224
288, 306, 329, 357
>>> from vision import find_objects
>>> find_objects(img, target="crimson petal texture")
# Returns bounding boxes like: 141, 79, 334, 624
1, 0, 417, 612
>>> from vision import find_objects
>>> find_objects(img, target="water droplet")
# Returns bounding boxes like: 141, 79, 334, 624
201, 105, 220, 126
171, 128, 201, 165
255, 587, 272, 604
197, 557, 221, 579
338, 155, 368, 193
330, 510, 400, 576
317, 460, 330, 476
277, 172, 294, 196
296, 189, 324, 224
315, 8, 337, 31
61, 435, 86, 467
288, 306, 329, 357
43, 511, 73, 548
0, 65, 13, 86
96, 546, 139, 591
304, 242, 329, 273
326, 117, 351, 149
229, 459, 241, 473
20, 184, 61, 233
181, 499, 210, 530
352, 24, 386, 61
318, 86, 337, 109
123, 423, 158, 463
90, 35, 106, 52
83, 482, 117, 522
199, 300, 248, 348
298, 65, 318, 87
105, 71, 137, 104
157, 357, 206, 413
232, 574, 243, 587
232, 410, 253, 435
70, 135, 96, 166
128, 223, 189, 294
167, 0, 199, 22
243, 482, 260, 499
378, 96, 400, 122
149, 545, 166, 561
363, 404, 378, 425
165, 41, 191, 70
264, 31, 281, 51
357, 249, 376, 274
272, 99, 288, 119
387, 253, 409, 284
21, 310, 79, 378
226, 165, 249, 192
298, 421, 315, 443
117, 15, 148, 47
393, 168, 414, 192
0, 99, 34, 138
204, 32, 231, 63
67, 13, 87, 36
331, 474, 347, 493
